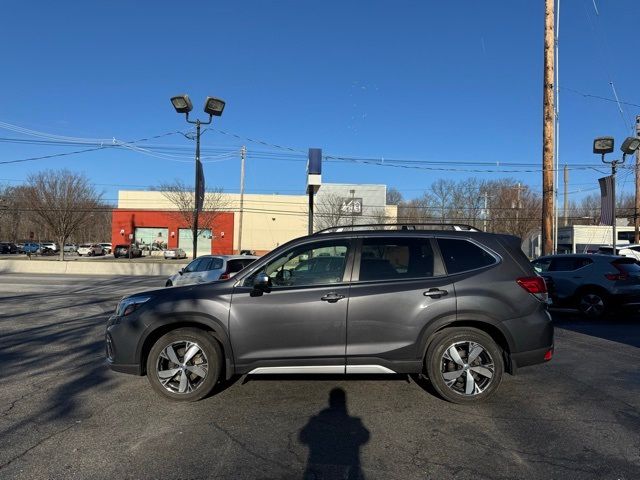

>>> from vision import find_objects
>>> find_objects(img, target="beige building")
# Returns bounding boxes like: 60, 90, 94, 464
116, 184, 397, 254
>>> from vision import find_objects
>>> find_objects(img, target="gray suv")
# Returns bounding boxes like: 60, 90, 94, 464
106, 225, 553, 404
532, 253, 640, 318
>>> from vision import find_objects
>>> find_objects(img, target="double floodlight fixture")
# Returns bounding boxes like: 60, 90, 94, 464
594, 135, 640, 164
171, 94, 225, 124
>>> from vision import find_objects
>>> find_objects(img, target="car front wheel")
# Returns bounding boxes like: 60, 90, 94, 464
425, 327, 504, 404
146, 328, 222, 401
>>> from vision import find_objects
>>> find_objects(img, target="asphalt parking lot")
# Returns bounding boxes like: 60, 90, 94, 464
0, 274, 639, 480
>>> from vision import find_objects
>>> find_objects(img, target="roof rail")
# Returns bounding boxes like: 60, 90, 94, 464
314, 223, 482, 234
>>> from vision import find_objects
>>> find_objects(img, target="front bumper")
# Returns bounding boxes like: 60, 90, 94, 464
106, 314, 145, 376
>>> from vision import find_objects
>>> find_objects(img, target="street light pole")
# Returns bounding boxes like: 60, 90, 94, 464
193, 119, 201, 260
170, 95, 225, 260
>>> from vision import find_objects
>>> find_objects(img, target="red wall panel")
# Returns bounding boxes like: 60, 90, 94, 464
111, 210, 234, 255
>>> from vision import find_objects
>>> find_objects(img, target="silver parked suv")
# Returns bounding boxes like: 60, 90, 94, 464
106, 224, 554, 404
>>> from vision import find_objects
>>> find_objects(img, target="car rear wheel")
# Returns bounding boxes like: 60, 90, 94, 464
165, 280, 172, 287
577, 290, 608, 319
425, 327, 504, 404
146, 328, 222, 402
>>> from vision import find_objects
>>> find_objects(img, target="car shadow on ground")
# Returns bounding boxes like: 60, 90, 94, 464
551, 309, 640, 348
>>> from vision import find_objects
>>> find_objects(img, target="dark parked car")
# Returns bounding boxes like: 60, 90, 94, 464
532, 253, 640, 318
0, 242, 18, 254
107, 224, 553, 404
113, 244, 143, 258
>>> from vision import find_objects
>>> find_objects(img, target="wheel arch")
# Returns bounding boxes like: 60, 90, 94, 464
137, 315, 234, 380
421, 319, 515, 374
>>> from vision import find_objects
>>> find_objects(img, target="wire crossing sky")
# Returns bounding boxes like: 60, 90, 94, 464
1, 1, 638, 201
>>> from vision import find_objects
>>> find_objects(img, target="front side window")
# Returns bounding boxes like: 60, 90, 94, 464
248, 241, 350, 287
548, 258, 581, 272
184, 258, 203, 273
358, 237, 436, 281
437, 238, 496, 274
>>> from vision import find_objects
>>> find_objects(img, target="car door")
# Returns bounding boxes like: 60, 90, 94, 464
176, 258, 203, 286
545, 257, 592, 301
345, 235, 456, 373
229, 239, 354, 373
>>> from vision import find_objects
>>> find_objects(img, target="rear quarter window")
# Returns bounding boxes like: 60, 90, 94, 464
437, 238, 497, 275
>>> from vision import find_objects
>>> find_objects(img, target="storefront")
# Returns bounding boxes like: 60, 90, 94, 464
111, 210, 234, 256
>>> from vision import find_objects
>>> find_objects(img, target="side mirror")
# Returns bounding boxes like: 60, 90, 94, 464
252, 272, 271, 294
179, 268, 184, 275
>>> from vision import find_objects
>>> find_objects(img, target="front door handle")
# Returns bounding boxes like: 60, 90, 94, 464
424, 288, 448, 298
321, 293, 345, 303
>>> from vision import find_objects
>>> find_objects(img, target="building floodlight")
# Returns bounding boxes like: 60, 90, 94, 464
170, 95, 193, 114
203, 97, 225, 117
620, 136, 640, 155
593, 137, 614, 155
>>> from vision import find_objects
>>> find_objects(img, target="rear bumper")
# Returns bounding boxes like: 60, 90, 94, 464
510, 345, 553, 371
502, 307, 554, 374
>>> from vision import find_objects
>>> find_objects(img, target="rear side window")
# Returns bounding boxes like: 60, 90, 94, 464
359, 237, 436, 281
437, 238, 496, 274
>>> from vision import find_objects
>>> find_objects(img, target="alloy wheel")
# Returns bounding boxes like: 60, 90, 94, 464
156, 341, 209, 394
579, 293, 604, 318
440, 341, 495, 396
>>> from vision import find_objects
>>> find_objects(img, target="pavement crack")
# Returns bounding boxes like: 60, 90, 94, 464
0, 423, 75, 471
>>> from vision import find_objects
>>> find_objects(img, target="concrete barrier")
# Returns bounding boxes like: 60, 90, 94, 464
0, 259, 181, 276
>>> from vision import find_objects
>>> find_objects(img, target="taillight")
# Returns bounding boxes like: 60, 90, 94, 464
605, 264, 628, 281
605, 273, 627, 281
544, 348, 553, 361
517, 276, 548, 302
219, 273, 230, 280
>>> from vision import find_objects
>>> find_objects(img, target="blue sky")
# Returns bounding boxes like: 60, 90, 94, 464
1, 0, 639, 205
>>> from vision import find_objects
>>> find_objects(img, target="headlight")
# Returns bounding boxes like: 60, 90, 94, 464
116, 296, 152, 317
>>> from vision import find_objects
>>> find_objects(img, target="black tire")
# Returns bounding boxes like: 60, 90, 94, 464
576, 289, 608, 319
146, 328, 222, 402
165, 280, 173, 287
425, 327, 504, 404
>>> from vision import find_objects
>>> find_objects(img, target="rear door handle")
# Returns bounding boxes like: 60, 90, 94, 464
424, 288, 448, 298
321, 293, 345, 303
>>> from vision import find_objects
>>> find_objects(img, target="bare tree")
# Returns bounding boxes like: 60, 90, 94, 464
159, 179, 229, 242
430, 179, 455, 223
386, 187, 403, 206
313, 193, 351, 231
23, 170, 103, 260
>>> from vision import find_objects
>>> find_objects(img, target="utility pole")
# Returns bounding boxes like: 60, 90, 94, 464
192, 119, 201, 260
563, 164, 569, 226
635, 116, 640, 243
483, 192, 490, 232
238, 146, 246, 253
542, 0, 556, 255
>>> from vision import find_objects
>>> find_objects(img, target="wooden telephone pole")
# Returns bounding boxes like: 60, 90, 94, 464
542, 0, 556, 255
635, 116, 640, 243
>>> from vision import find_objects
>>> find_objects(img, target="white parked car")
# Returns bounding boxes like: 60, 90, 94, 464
165, 255, 258, 287
597, 244, 640, 262
77, 243, 105, 256
63, 243, 78, 253
99, 243, 113, 254
164, 248, 187, 260
41, 242, 58, 251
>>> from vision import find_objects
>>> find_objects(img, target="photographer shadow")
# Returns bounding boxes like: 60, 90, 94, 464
299, 388, 370, 480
